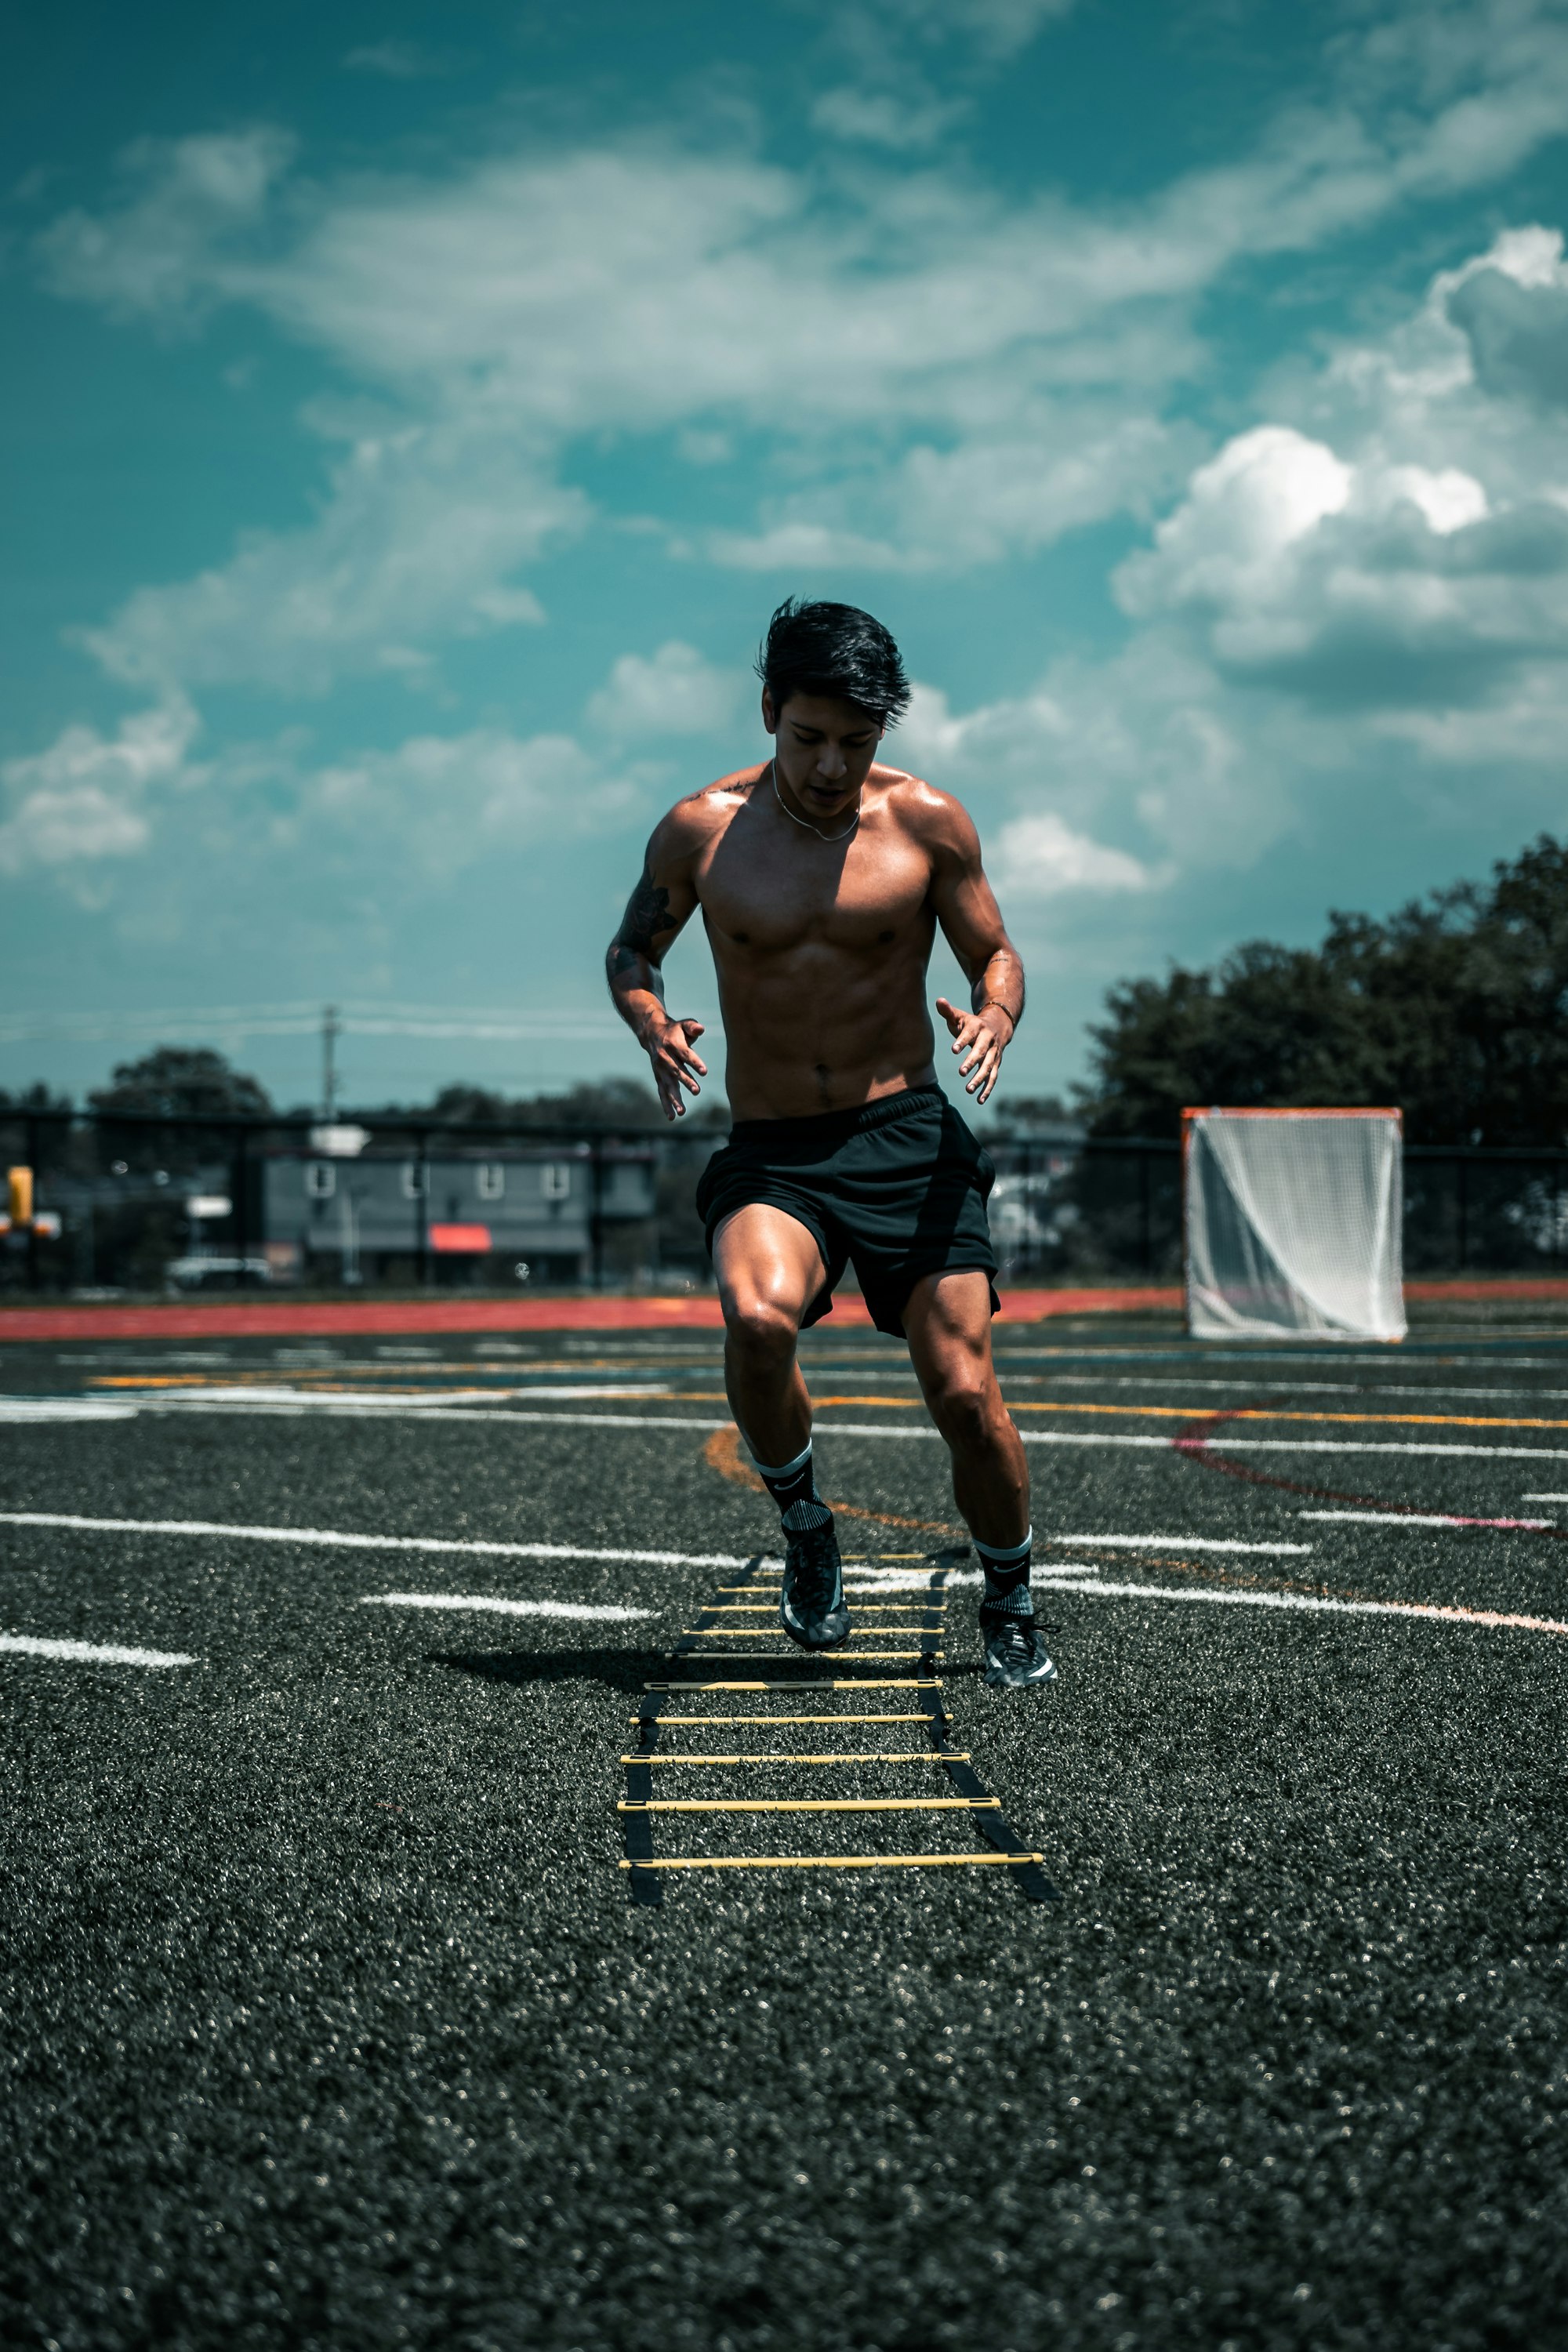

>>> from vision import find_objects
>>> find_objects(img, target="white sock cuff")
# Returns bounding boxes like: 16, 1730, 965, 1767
975, 1527, 1033, 1565
750, 1437, 814, 1480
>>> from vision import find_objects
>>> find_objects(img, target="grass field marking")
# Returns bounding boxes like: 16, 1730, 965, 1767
618, 1796, 1001, 1813
0, 1512, 757, 1570
1036, 1572, 1568, 1638
618, 1752, 971, 1766
1523, 1492, 1568, 1501
618, 1851, 1045, 1871
361, 1593, 653, 1621
0, 1631, 195, 1667
1295, 1510, 1555, 1530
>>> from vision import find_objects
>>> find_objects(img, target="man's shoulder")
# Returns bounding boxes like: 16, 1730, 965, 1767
869, 762, 978, 853
654, 766, 764, 855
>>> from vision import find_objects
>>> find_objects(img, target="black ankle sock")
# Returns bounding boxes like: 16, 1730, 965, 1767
976, 1530, 1034, 1619
751, 1439, 818, 1519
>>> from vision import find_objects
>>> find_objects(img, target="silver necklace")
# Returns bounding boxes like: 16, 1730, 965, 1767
771, 759, 861, 843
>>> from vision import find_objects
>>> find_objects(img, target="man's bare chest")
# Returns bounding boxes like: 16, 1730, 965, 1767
696, 826, 934, 956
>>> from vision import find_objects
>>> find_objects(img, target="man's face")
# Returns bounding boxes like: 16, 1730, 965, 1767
763, 690, 884, 822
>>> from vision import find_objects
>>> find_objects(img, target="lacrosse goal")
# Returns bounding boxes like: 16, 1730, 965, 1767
1182, 1107, 1405, 1342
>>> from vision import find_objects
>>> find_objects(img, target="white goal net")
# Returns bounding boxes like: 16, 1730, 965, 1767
1183, 1108, 1406, 1342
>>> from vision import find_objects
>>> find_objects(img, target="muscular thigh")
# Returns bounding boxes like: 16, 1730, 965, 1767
713, 1203, 830, 1324
901, 1268, 1002, 1403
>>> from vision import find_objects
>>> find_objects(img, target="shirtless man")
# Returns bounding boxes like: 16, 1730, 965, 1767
605, 597, 1054, 1691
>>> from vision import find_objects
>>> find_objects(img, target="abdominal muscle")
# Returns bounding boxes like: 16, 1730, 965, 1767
712, 938, 940, 1121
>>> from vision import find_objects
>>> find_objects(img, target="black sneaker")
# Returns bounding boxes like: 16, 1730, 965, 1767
981, 1606, 1058, 1693
779, 1502, 851, 1651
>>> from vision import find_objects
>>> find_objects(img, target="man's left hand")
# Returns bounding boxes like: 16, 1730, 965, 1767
935, 996, 1014, 1105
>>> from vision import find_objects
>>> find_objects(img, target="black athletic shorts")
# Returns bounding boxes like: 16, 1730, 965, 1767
695, 1082, 1000, 1338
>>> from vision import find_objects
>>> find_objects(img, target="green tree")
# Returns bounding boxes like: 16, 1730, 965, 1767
89, 1047, 273, 1170
1080, 834, 1568, 1146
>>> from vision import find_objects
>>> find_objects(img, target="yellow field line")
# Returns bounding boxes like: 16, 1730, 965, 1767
619, 1852, 1043, 1871
619, 1752, 967, 1766
619, 1797, 998, 1813
674, 1391, 1568, 1433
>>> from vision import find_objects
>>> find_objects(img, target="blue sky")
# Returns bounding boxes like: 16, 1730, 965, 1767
4, 0, 1568, 1112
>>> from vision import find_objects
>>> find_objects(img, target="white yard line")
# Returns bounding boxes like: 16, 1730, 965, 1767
1297, 1509, 1555, 1530
0, 1632, 194, 1666
1044, 1534, 1313, 1555
0, 1512, 755, 1568
361, 1593, 652, 1621
0, 1400, 140, 1422
1032, 1574, 1568, 1639
14, 1395, 1568, 1465
1523, 1493, 1568, 1501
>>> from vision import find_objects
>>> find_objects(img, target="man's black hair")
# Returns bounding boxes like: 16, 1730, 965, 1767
756, 597, 911, 728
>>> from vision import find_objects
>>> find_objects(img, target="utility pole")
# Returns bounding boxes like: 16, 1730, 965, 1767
321, 1005, 341, 1120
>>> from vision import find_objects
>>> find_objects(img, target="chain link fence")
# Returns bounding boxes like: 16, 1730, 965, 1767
3, 1104, 1566, 1294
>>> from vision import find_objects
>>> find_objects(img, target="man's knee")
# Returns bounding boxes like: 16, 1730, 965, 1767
927, 1359, 1007, 1450
724, 1288, 802, 1361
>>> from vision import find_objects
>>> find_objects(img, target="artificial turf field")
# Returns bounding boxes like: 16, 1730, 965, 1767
2, 1312, 1566, 2351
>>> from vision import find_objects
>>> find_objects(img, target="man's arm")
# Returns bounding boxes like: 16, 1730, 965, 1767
605, 811, 709, 1120
925, 795, 1024, 1106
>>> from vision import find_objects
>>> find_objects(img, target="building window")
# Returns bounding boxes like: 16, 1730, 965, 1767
477, 1163, 504, 1201
401, 1162, 427, 1198
542, 1162, 572, 1201
306, 1162, 336, 1200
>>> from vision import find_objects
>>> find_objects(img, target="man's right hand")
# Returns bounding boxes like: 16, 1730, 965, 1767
642, 1014, 708, 1119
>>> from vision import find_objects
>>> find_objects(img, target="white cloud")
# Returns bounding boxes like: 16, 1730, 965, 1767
1444, 223, 1568, 405
587, 643, 746, 739
310, 726, 644, 879
996, 811, 1162, 898
37, 129, 293, 321
32, 8, 1568, 701
343, 41, 463, 80
0, 699, 199, 876
84, 421, 581, 693
1113, 282, 1568, 710
809, 87, 967, 150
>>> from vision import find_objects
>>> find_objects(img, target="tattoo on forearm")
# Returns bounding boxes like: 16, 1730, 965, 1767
608, 865, 672, 980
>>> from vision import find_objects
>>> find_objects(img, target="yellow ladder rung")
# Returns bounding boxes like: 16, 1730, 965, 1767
630, 1713, 943, 1726
683, 1627, 942, 1638
618, 1796, 999, 1813
619, 1751, 968, 1766
700, 1604, 946, 1614
681, 1651, 941, 1663
619, 1851, 1043, 1871
644, 1679, 943, 1691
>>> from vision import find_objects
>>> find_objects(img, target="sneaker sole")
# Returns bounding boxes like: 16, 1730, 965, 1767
983, 1661, 1058, 1693
779, 1612, 853, 1653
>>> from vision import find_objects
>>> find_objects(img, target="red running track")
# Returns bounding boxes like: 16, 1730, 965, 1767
0, 1286, 1189, 1342
3, 1279, 1566, 1342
